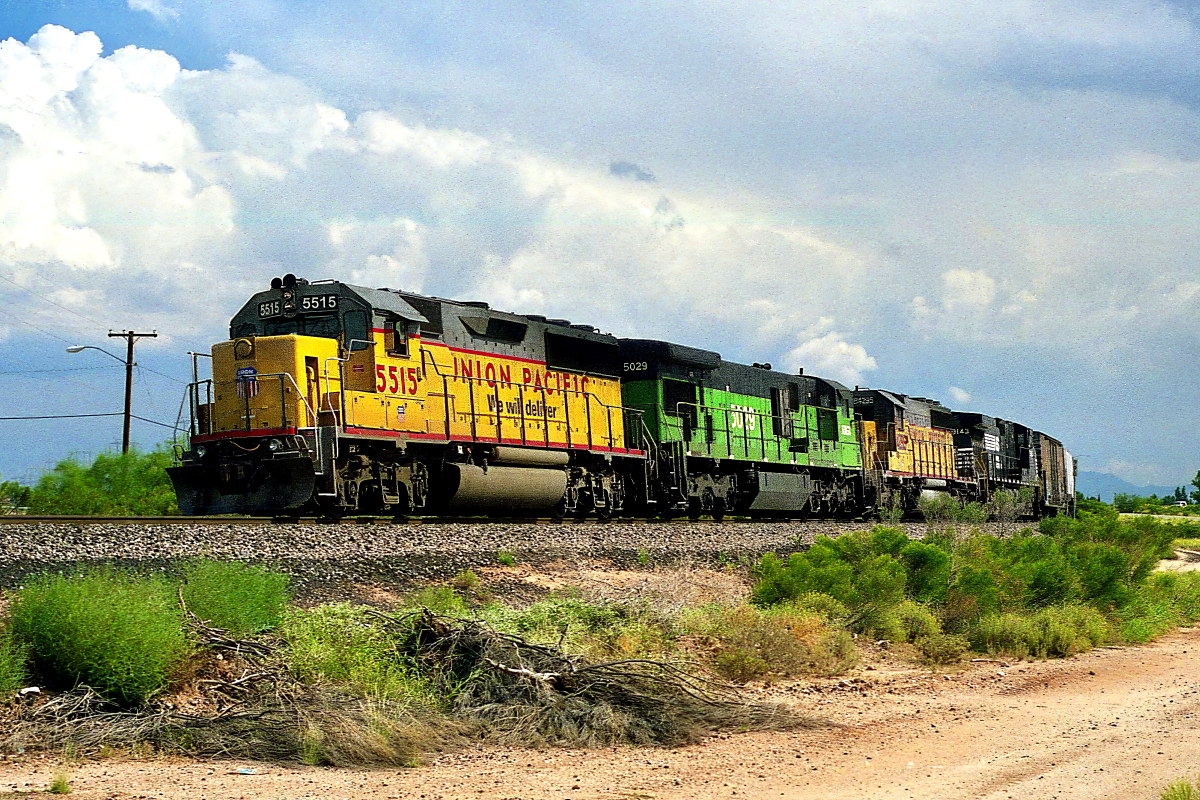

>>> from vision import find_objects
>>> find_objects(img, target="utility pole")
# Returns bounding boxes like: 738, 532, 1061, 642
108, 331, 158, 453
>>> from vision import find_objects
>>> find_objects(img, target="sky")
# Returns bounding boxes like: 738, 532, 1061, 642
1, 0, 1198, 486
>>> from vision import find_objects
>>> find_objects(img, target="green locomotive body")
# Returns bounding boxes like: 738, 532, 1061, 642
619, 339, 862, 518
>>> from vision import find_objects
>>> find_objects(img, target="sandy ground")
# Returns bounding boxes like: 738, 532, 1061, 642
2, 626, 1198, 800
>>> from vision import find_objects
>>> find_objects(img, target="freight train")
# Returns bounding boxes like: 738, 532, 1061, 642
168, 275, 1076, 519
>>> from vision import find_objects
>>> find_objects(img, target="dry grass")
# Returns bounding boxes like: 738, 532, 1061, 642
0, 606, 817, 763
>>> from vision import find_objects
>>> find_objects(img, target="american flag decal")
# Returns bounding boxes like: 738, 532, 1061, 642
352, 364, 364, 373
235, 367, 259, 399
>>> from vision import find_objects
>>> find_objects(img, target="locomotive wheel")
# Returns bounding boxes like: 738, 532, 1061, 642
711, 496, 727, 522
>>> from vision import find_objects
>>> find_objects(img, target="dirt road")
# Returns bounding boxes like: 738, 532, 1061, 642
3, 628, 1199, 800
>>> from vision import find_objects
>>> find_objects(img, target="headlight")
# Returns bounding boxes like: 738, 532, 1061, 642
194, 446, 206, 458
268, 438, 283, 452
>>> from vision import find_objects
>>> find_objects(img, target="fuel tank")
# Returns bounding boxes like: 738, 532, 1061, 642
443, 463, 567, 511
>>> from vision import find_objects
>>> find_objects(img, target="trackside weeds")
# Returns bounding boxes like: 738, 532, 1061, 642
0, 510, 1198, 764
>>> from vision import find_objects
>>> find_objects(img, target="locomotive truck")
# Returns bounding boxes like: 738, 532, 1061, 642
168, 275, 1076, 519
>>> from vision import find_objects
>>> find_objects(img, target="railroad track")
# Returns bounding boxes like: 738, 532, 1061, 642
0, 514, 767, 526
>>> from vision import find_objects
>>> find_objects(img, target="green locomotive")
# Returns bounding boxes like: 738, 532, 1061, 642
619, 339, 862, 519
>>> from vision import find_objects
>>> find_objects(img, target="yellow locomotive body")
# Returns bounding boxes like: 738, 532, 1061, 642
201, 334, 629, 449
176, 277, 639, 516
853, 389, 963, 510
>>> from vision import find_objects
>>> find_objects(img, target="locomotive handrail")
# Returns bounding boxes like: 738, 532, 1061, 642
183, 371, 324, 449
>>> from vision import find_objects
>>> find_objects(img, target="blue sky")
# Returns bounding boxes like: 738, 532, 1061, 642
1, 0, 1199, 486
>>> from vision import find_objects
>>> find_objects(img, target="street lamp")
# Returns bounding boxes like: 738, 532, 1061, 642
66, 330, 158, 453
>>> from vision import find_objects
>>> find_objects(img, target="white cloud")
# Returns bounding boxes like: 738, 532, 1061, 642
781, 332, 878, 387
941, 269, 996, 310
127, 0, 179, 21
0, 24, 879, 360
6, 14, 1200, 481
947, 386, 972, 405
325, 217, 429, 292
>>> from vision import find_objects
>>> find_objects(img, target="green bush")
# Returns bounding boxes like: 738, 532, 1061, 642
180, 560, 290, 637
1162, 777, 1200, 800
450, 569, 481, 592
0, 624, 28, 695
752, 516, 1200, 661
970, 606, 1112, 659
281, 604, 433, 703
752, 530, 908, 614
896, 600, 942, 642
678, 604, 858, 680
407, 585, 468, 614
0, 478, 31, 514
480, 595, 670, 658
916, 633, 969, 665
1118, 572, 1200, 643
27, 446, 179, 515
790, 592, 851, 626
9, 569, 190, 703
899, 541, 951, 604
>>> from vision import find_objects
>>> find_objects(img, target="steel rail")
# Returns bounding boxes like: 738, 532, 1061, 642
0, 514, 768, 526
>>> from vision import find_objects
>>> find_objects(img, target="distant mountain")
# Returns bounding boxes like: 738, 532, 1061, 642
1076, 471, 1184, 503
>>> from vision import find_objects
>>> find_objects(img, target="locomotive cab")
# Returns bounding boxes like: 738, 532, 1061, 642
169, 276, 430, 515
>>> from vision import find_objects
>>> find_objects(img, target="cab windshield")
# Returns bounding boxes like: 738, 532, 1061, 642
263, 314, 340, 338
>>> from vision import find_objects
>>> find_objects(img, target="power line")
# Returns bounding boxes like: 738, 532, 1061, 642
130, 414, 187, 432
0, 413, 122, 420
136, 364, 187, 384
0, 412, 183, 432
0, 307, 77, 344
0, 270, 112, 328
0, 366, 122, 375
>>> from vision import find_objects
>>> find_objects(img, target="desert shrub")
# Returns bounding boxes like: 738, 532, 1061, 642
281, 604, 434, 704
1162, 777, 1200, 800
678, 604, 858, 680
957, 501, 989, 523
450, 569, 481, 592
753, 531, 907, 615
9, 569, 190, 703
754, 516, 1200, 659
1074, 544, 1134, 610
0, 624, 27, 695
481, 595, 668, 659
899, 541, 951, 604
790, 592, 851, 625
916, 633, 969, 665
487, 595, 624, 639
26, 446, 179, 515
970, 606, 1112, 659
918, 493, 958, 523
407, 585, 468, 614
180, 560, 290, 636
48, 769, 70, 794
1118, 572, 1200, 643
896, 600, 942, 642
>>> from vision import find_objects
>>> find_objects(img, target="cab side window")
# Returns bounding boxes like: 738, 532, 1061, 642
388, 319, 409, 357
343, 310, 370, 350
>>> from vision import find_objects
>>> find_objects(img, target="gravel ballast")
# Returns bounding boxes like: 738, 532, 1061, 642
0, 520, 1027, 590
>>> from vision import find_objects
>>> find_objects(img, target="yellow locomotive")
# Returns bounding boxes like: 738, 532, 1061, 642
170, 274, 644, 516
